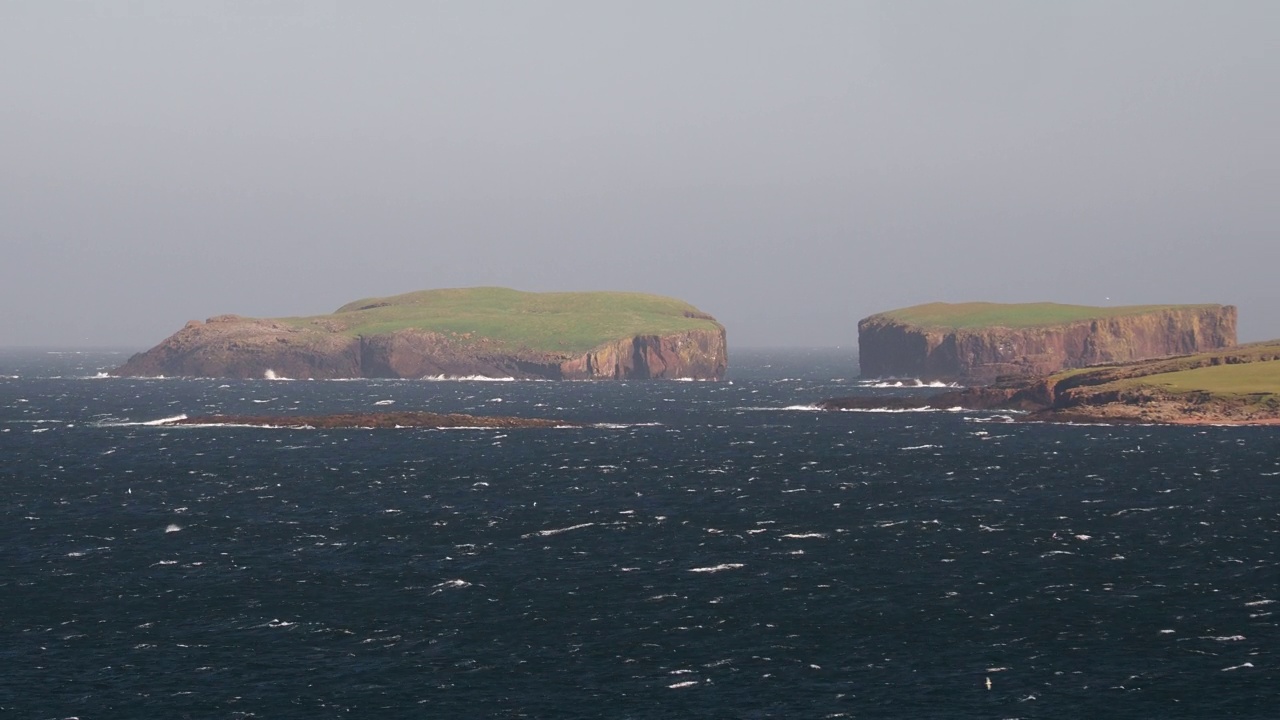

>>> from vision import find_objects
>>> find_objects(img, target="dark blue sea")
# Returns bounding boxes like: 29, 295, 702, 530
3, 348, 1278, 719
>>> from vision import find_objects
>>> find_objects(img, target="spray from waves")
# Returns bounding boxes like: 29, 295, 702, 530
834, 406, 967, 413
95, 415, 190, 427
857, 379, 962, 389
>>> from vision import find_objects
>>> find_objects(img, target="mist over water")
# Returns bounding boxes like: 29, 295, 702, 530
3, 349, 1278, 718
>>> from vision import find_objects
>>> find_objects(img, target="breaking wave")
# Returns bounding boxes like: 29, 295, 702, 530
422, 375, 517, 382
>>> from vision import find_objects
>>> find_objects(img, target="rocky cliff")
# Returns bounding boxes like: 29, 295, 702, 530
858, 303, 1236, 383
113, 289, 728, 380
822, 340, 1280, 425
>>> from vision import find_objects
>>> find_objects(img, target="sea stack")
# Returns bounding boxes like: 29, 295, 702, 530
114, 287, 728, 380
857, 302, 1236, 383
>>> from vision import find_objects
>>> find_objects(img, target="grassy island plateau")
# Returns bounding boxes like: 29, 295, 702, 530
857, 301, 1237, 383
113, 287, 728, 381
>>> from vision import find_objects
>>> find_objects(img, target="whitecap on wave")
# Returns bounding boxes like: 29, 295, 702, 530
836, 406, 965, 413
522, 522, 595, 538
96, 414, 190, 427
858, 378, 961, 388
422, 375, 517, 382
688, 563, 745, 573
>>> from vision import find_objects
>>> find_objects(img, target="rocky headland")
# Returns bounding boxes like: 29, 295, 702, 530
858, 302, 1236, 383
822, 341, 1280, 425
113, 287, 728, 381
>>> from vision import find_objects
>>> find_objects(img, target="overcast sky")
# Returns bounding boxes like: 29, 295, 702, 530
2, 1, 1276, 348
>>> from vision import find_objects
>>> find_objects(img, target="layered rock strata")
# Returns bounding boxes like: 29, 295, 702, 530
858, 304, 1236, 383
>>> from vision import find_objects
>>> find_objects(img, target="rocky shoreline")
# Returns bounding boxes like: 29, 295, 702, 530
823, 342, 1280, 426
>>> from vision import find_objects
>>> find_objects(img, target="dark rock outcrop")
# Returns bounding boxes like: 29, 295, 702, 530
858, 305, 1236, 383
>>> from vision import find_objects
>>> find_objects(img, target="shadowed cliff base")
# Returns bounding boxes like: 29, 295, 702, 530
113, 287, 728, 380
823, 341, 1280, 426
858, 302, 1236, 383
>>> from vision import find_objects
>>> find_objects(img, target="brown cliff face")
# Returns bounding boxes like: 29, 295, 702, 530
114, 319, 727, 380
110, 316, 363, 379
858, 305, 1237, 383
558, 330, 728, 380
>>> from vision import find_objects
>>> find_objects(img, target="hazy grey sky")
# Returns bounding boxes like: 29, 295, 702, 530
3, 1, 1276, 348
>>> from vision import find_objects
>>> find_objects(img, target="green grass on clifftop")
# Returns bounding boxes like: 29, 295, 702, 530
1041, 340, 1280, 400
872, 302, 1221, 330
277, 287, 721, 354
1131, 361, 1280, 396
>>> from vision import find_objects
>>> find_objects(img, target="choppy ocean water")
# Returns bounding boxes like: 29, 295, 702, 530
2, 348, 1278, 719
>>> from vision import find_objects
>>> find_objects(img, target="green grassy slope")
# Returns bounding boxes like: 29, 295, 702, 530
277, 287, 721, 354
1041, 340, 1280, 400
1133, 360, 1280, 395
872, 302, 1220, 330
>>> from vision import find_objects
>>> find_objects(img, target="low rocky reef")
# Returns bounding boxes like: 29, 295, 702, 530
161, 411, 577, 429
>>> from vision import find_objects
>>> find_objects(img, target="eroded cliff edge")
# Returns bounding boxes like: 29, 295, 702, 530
113, 288, 728, 380
857, 303, 1236, 383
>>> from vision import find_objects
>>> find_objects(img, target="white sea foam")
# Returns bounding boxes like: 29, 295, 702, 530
422, 374, 516, 382
780, 533, 826, 539
107, 415, 190, 427
900, 444, 941, 450
668, 680, 699, 689
374, 399, 395, 406
688, 563, 744, 573
165, 524, 182, 533
858, 379, 961, 389
1222, 663, 1255, 671
1244, 599, 1275, 606
836, 407, 966, 413
433, 579, 472, 591
523, 522, 595, 538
